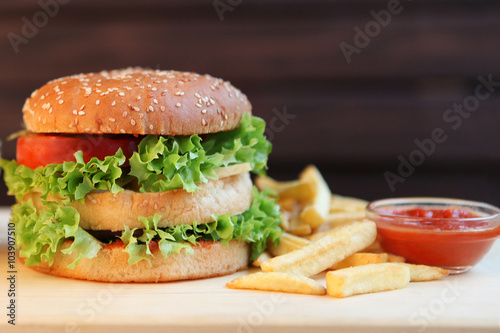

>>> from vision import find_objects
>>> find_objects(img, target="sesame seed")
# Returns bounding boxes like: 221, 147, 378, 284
161, 90, 168, 96
160, 106, 165, 112
85, 128, 91, 132
152, 87, 157, 91
119, 92, 125, 96
131, 119, 136, 125
80, 105, 85, 110
195, 93, 201, 98
175, 91, 184, 96
220, 120, 224, 126
201, 109, 207, 114
210, 86, 216, 91
176, 103, 181, 108
59, 100, 64, 104
42, 103, 50, 110
133, 106, 140, 112
120, 129, 126, 134
111, 101, 116, 106
109, 118, 116, 122
79, 111, 86, 115
149, 125, 154, 130
136, 95, 141, 101
195, 103, 202, 108
123, 111, 128, 117
96, 100, 101, 105
224, 114, 228, 120
202, 119, 207, 126
73, 110, 78, 115
48, 108, 53, 114
148, 106, 154, 112
210, 98, 215, 104
153, 99, 158, 104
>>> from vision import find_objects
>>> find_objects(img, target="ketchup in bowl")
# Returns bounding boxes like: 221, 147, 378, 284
366, 198, 500, 274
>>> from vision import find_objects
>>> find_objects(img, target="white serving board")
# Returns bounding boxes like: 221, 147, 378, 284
0, 207, 499, 333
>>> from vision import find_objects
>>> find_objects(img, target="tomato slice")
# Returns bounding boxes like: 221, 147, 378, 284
17, 135, 141, 169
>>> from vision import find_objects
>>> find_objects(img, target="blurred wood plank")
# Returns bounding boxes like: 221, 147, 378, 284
0, 0, 499, 206
1, 1, 500, 85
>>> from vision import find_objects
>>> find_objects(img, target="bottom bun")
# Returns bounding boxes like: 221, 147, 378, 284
27, 240, 249, 282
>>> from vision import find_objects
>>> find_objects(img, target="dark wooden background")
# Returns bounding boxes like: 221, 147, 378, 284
1, 0, 499, 206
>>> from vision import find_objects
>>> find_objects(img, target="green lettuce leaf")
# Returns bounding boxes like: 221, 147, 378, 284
1, 150, 126, 204
129, 113, 272, 193
216, 187, 282, 260
11, 200, 101, 268
1, 114, 271, 198
10, 188, 282, 267
119, 187, 281, 264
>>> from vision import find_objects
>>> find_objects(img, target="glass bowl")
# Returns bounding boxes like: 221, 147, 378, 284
366, 197, 500, 274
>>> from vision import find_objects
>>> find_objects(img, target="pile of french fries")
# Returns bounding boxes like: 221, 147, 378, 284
226, 165, 450, 298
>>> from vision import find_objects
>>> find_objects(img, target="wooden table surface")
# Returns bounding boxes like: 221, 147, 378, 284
1, 207, 499, 333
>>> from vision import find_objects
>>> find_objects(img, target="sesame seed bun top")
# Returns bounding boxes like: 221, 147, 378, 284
22, 68, 251, 135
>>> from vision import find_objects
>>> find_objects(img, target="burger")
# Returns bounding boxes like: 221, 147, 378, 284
1, 68, 282, 282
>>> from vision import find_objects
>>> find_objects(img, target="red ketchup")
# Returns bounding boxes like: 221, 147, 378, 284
373, 207, 500, 268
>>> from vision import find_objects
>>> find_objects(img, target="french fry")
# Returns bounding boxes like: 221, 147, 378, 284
214, 162, 252, 179
289, 216, 312, 236
307, 229, 332, 242
268, 232, 311, 257
261, 220, 377, 277
299, 165, 332, 228
330, 195, 368, 213
278, 197, 298, 213
326, 263, 411, 298
324, 211, 367, 227
362, 239, 384, 253
307, 222, 353, 241
398, 263, 450, 282
279, 211, 291, 231
329, 253, 389, 270
255, 176, 315, 200
226, 272, 326, 295
252, 251, 272, 267
387, 254, 406, 263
